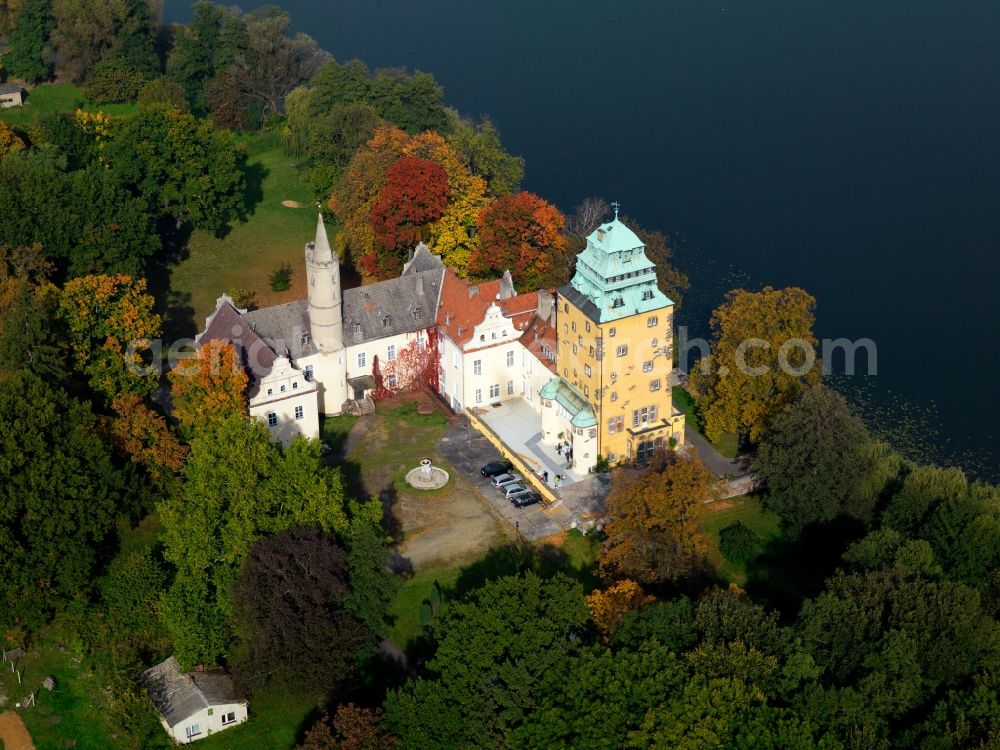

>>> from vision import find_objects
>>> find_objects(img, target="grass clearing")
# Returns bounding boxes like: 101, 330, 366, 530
701, 495, 781, 585
193, 689, 314, 750
0, 83, 136, 128
672, 385, 740, 459
162, 137, 321, 337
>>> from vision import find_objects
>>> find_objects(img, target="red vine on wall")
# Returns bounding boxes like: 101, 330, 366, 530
371, 327, 440, 400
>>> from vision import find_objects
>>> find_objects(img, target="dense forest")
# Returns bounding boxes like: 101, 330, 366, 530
0, 2, 998, 749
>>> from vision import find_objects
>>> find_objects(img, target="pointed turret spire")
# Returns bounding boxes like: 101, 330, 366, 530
611, 201, 620, 220
313, 212, 333, 263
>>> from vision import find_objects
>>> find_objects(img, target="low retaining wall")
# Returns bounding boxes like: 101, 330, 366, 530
466, 409, 559, 505
713, 473, 761, 501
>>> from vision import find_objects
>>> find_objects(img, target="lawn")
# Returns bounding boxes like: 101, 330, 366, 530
673, 385, 740, 459
700, 495, 781, 586
0, 82, 136, 128
161, 136, 322, 338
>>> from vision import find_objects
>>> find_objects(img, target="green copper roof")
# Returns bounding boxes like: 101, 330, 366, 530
540, 377, 597, 428
567, 216, 673, 323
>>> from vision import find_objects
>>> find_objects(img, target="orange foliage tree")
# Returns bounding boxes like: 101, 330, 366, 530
105, 393, 188, 481
600, 451, 714, 587
57, 274, 162, 401
470, 191, 568, 291
587, 579, 653, 639
368, 156, 449, 277
371, 328, 439, 400
168, 340, 249, 435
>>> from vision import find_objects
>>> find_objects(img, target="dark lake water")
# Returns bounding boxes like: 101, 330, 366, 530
165, 0, 1000, 480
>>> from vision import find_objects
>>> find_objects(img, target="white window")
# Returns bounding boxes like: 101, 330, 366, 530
417, 333, 427, 351
221, 712, 236, 725
608, 416, 623, 434
643, 361, 653, 373
292, 381, 298, 389
616, 344, 628, 357
453, 350, 459, 369
304, 364, 314, 381
357, 351, 367, 368
584, 386, 589, 397
650, 405, 659, 421
267, 413, 277, 427
650, 378, 662, 391
475, 388, 483, 404
643, 290, 654, 301
507, 379, 514, 395
386, 345, 396, 362
608, 453, 617, 463
608, 327, 616, 337
186, 724, 201, 739
610, 391, 618, 402
294, 405, 304, 420
386, 374, 398, 389
440, 368, 446, 388
489, 383, 500, 399
585, 322, 591, 332
473, 359, 482, 376
612, 298, 624, 308
280, 384, 286, 393
267, 388, 273, 395
584, 364, 592, 377
506, 350, 514, 367
648, 315, 658, 327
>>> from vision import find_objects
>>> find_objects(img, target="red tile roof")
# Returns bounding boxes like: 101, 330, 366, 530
436, 269, 540, 346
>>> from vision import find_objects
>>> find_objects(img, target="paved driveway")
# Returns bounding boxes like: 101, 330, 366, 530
437, 423, 565, 541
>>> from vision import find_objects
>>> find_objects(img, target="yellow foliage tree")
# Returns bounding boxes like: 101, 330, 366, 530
105, 393, 188, 480
0, 121, 26, 158
168, 339, 249, 435
429, 175, 490, 273
600, 452, 714, 587
587, 579, 653, 639
688, 286, 820, 443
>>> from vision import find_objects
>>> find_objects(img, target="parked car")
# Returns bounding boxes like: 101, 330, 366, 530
502, 483, 528, 498
481, 460, 514, 477
492, 473, 522, 488
511, 492, 542, 508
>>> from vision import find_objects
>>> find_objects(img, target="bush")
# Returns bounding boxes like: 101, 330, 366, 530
226, 287, 257, 310
137, 77, 189, 112
87, 59, 146, 104
719, 521, 764, 564
269, 263, 292, 291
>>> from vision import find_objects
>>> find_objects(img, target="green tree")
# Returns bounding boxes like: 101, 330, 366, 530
445, 113, 524, 196
86, 58, 146, 103
0, 371, 127, 630
136, 76, 189, 111
306, 101, 382, 192
158, 416, 350, 666
166, 0, 247, 109
107, 104, 247, 231
881, 464, 969, 537
5, 0, 53, 83
689, 286, 822, 443
345, 502, 399, 638
756, 385, 900, 535
0, 280, 67, 380
384, 573, 590, 749
50, 0, 157, 82
98, 550, 170, 661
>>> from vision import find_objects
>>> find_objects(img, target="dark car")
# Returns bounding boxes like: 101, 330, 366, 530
511, 491, 542, 508
480, 460, 514, 477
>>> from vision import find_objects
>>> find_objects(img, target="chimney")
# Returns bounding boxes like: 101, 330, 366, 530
416, 273, 424, 296
536, 290, 554, 323
498, 270, 515, 300
468, 285, 480, 299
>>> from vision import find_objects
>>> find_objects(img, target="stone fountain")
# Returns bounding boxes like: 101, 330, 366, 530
405, 458, 449, 490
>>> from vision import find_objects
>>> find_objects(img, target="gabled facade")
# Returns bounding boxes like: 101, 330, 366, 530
556, 212, 685, 465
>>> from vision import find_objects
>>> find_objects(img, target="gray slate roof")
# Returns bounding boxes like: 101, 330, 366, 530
401, 243, 445, 275
196, 299, 275, 398
142, 657, 244, 729
557, 283, 603, 324
0, 84, 23, 95
242, 299, 317, 361
343, 267, 444, 346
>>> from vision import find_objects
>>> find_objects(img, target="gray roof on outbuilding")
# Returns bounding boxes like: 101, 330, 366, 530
141, 656, 245, 729
0, 84, 24, 95
343, 267, 444, 346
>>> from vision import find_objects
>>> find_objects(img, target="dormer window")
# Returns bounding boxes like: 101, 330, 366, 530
480, 334, 485, 342
612, 298, 624, 308
444, 312, 451, 324
353, 322, 361, 333
382, 315, 391, 327
458, 325, 463, 337
412, 306, 421, 320
642, 290, 654, 301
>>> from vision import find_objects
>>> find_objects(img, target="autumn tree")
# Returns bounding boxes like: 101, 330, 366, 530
470, 191, 568, 291
168, 339, 249, 436
5, 0, 53, 83
564, 196, 610, 243
58, 273, 161, 402
0, 121, 27, 158
298, 705, 398, 750
231, 527, 371, 696
367, 157, 449, 276
587, 579, 652, 639
0, 371, 128, 631
158, 416, 351, 667
600, 451, 714, 588
689, 286, 821, 444
104, 393, 188, 484
106, 104, 247, 232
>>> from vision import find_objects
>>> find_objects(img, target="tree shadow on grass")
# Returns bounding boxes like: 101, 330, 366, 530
742, 515, 867, 619
241, 158, 268, 221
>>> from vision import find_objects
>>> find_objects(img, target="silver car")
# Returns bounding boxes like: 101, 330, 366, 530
502, 483, 529, 498
492, 473, 522, 488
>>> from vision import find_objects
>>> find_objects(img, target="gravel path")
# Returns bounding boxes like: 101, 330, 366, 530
0, 711, 35, 750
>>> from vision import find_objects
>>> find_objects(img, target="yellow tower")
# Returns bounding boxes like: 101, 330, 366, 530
556, 208, 684, 464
